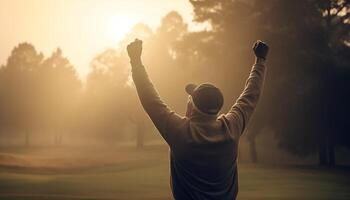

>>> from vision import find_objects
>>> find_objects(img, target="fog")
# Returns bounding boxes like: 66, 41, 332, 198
0, 0, 349, 172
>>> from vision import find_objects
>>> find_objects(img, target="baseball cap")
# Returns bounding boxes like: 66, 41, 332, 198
185, 83, 224, 115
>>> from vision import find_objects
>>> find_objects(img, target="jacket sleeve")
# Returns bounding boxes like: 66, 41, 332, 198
225, 59, 267, 136
131, 63, 185, 144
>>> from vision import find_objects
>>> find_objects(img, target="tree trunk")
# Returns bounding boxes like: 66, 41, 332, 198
319, 135, 337, 167
58, 134, 63, 146
25, 130, 30, 146
248, 137, 258, 163
56, 129, 63, 146
327, 143, 335, 167
136, 123, 144, 148
318, 142, 328, 166
54, 130, 58, 146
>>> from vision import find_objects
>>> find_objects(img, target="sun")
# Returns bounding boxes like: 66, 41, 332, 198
105, 16, 136, 43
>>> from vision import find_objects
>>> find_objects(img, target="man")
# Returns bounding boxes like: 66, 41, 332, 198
127, 39, 268, 200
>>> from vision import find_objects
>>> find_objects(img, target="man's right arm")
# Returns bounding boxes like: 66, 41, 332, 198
225, 41, 268, 135
127, 39, 185, 145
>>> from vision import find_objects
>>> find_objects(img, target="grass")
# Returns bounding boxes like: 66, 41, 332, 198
0, 145, 349, 200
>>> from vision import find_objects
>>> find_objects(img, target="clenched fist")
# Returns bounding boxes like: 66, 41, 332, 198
127, 39, 143, 64
253, 40, 269, 60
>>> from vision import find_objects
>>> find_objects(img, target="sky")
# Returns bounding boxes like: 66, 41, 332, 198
0, 0, 196, 79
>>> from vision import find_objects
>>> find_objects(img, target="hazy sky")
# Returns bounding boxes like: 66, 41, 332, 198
0, 0, 196, 78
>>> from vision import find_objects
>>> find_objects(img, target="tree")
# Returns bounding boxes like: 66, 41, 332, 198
39, 48, 82, 145
259, 0, 350, 166
0, 43, 82, 146
188, 0, 350, 165
84, 49, 130, 144
312, 0, 350, 166
0, 43, 44, 146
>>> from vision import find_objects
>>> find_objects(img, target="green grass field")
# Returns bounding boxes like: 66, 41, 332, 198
0, 145, 349, 200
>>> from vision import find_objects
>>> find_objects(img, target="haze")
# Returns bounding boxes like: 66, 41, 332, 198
0, 0, 194, 78
0, 0, 349, 199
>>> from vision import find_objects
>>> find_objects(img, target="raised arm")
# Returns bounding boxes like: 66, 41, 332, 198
127, 39, 184, 142
225, 40, 269, 135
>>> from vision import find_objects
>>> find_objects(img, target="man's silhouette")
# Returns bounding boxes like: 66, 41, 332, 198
127, 39, 268, 200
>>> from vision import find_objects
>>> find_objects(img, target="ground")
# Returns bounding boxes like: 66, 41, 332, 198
0, 145, 349, 200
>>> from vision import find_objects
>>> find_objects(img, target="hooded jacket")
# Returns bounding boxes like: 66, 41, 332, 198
131, 60, 266, 200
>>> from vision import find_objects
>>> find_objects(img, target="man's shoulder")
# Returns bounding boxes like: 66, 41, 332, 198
217, 114, 241, 141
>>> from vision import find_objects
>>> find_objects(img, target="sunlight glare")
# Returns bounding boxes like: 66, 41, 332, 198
105, 16, 136, 43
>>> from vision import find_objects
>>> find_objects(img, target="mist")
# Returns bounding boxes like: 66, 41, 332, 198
0, 0, 349, 199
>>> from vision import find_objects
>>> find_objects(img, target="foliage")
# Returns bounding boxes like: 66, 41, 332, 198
188, 0, 350, 164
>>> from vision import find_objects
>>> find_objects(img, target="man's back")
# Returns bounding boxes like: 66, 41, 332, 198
127, 39, 268, 199
169, 116, 239, 199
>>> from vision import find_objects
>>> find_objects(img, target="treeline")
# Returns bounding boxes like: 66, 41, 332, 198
185, 0, 350, 166
0, 0, 349, 166
0, 11, 191, 148
0, 45, 81, 146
